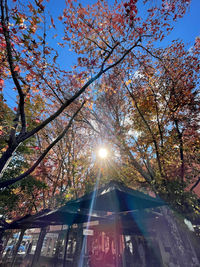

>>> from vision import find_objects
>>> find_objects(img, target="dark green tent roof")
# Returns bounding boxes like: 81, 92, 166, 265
7, 209, 51, 229
67, 180, 165, 212
7, 181, 165, 229
7, 207, 102, 229
32, 208, 102, 226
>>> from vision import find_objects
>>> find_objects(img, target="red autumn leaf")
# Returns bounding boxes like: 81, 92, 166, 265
44, 49, 50, 55
51, 16, 56, 29
14, 65, 20, 72
0, 79, 4, 91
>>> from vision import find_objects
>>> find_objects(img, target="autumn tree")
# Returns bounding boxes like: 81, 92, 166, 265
0, 101, 46, 218
30, 117, 94, 209
91, 39, 200, 214
0, 0, 192, 192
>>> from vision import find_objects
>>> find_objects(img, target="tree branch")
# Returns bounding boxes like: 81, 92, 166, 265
102, 39, 141, 74
21, 41, 140, 143
91, 111, 153, 184
1, 0, 26, 134
174, 119, 184, 183
0, 101, 85, 188
125, 83, 163, 176
190, 177, 200, 192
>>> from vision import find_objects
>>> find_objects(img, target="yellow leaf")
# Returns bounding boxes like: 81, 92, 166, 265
12, 188, 20, 194
125, 79, 132, 86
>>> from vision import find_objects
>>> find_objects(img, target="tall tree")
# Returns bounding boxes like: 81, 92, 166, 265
0, 0, 191, 189
0, 102, 46, 218
91, 40, 199, 214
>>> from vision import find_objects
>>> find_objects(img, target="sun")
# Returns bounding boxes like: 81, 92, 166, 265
98, 148, 108, 159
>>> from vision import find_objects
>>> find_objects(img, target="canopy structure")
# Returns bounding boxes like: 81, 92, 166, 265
0, 219, 9, 230
3, 181, 200, 267
67, 180, 165, 213
6, 180, 164, 230
5, 206, 104, 267
32, 208, 103, 226
7, 209, 51, 230
7, 207, 102, 230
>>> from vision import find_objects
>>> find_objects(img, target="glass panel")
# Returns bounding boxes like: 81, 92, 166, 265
41, 233, 59, 257
29, 234, 39, 255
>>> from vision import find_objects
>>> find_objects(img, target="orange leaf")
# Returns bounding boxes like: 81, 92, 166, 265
51, 16, 56, 29
14, 65, 20, 72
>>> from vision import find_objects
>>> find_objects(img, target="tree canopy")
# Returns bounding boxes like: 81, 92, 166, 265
0, 0, 199, 218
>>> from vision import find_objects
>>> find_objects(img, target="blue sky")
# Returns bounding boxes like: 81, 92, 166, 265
3, 0, 200, 108
162, 0, 200, 46
47, 0, 200, 69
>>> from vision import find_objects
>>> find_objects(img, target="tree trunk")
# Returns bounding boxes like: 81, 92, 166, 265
0, 144, 18, 178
